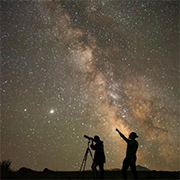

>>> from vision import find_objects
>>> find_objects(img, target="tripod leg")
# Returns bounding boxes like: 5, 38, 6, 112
78, 148, 89, 179
88, 148, 94, 161
79, 148, 88, 172
78, 142, 94, 179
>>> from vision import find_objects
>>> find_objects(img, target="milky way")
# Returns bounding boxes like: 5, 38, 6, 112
1, 0, 179, 171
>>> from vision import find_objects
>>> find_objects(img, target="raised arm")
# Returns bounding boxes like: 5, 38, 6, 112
116, 128, 129, 143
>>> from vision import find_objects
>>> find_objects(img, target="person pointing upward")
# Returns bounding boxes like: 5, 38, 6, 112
116, 128, 138, 180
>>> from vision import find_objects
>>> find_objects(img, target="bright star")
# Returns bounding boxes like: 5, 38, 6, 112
50, 109, 54, 114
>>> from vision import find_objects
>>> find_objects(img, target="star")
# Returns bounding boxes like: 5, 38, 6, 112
50, 109, 55, 114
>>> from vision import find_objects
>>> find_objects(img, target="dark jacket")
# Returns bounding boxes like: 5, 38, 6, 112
91, 140, 106, 165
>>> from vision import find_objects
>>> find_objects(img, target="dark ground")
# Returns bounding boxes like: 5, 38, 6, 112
1, 170, 179, 179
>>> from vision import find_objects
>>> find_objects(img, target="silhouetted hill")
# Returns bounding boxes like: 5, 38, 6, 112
43, 168, 53, 172
17, 167, 36, 173
110, 168, 121, 171
110, 165, 150, 171
136, 165, 150, 171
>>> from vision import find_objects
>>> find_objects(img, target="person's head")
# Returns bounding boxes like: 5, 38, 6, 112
94, 135, 100, 142
129, 132, 138, 140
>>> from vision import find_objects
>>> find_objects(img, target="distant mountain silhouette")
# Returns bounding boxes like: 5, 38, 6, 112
136, 165, 150, 171
17, 167, 36, 173
110, 168, 121, 171
17, 165, 150, 173
43, 168, 53, 172
17, 167, 54, 173
110, 165, 150, 171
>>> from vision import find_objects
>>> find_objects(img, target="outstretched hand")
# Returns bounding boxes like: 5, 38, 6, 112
116, 129, 127, 142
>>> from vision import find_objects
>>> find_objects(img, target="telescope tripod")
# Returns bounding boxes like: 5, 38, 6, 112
78, 140, 93, 177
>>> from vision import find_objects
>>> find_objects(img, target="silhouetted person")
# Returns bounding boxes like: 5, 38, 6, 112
116, 128, 138, 180
90, 135, 106, 179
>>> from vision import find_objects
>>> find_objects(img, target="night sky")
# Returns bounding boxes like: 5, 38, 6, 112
1, 0, 179, 172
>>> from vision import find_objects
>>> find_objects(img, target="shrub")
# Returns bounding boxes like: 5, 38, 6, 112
0, 160, 12, 174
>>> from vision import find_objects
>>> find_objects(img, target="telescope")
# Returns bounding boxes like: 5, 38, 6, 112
84, 135, 94, 141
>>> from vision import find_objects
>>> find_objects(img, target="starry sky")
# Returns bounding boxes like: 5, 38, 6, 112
1, 0, 179, 172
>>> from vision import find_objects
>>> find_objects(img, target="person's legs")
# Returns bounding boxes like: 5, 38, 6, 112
91, 161, 98, 179
122, 158, 130, 180
99, 163, 104, 179
130, 161, 138, 179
